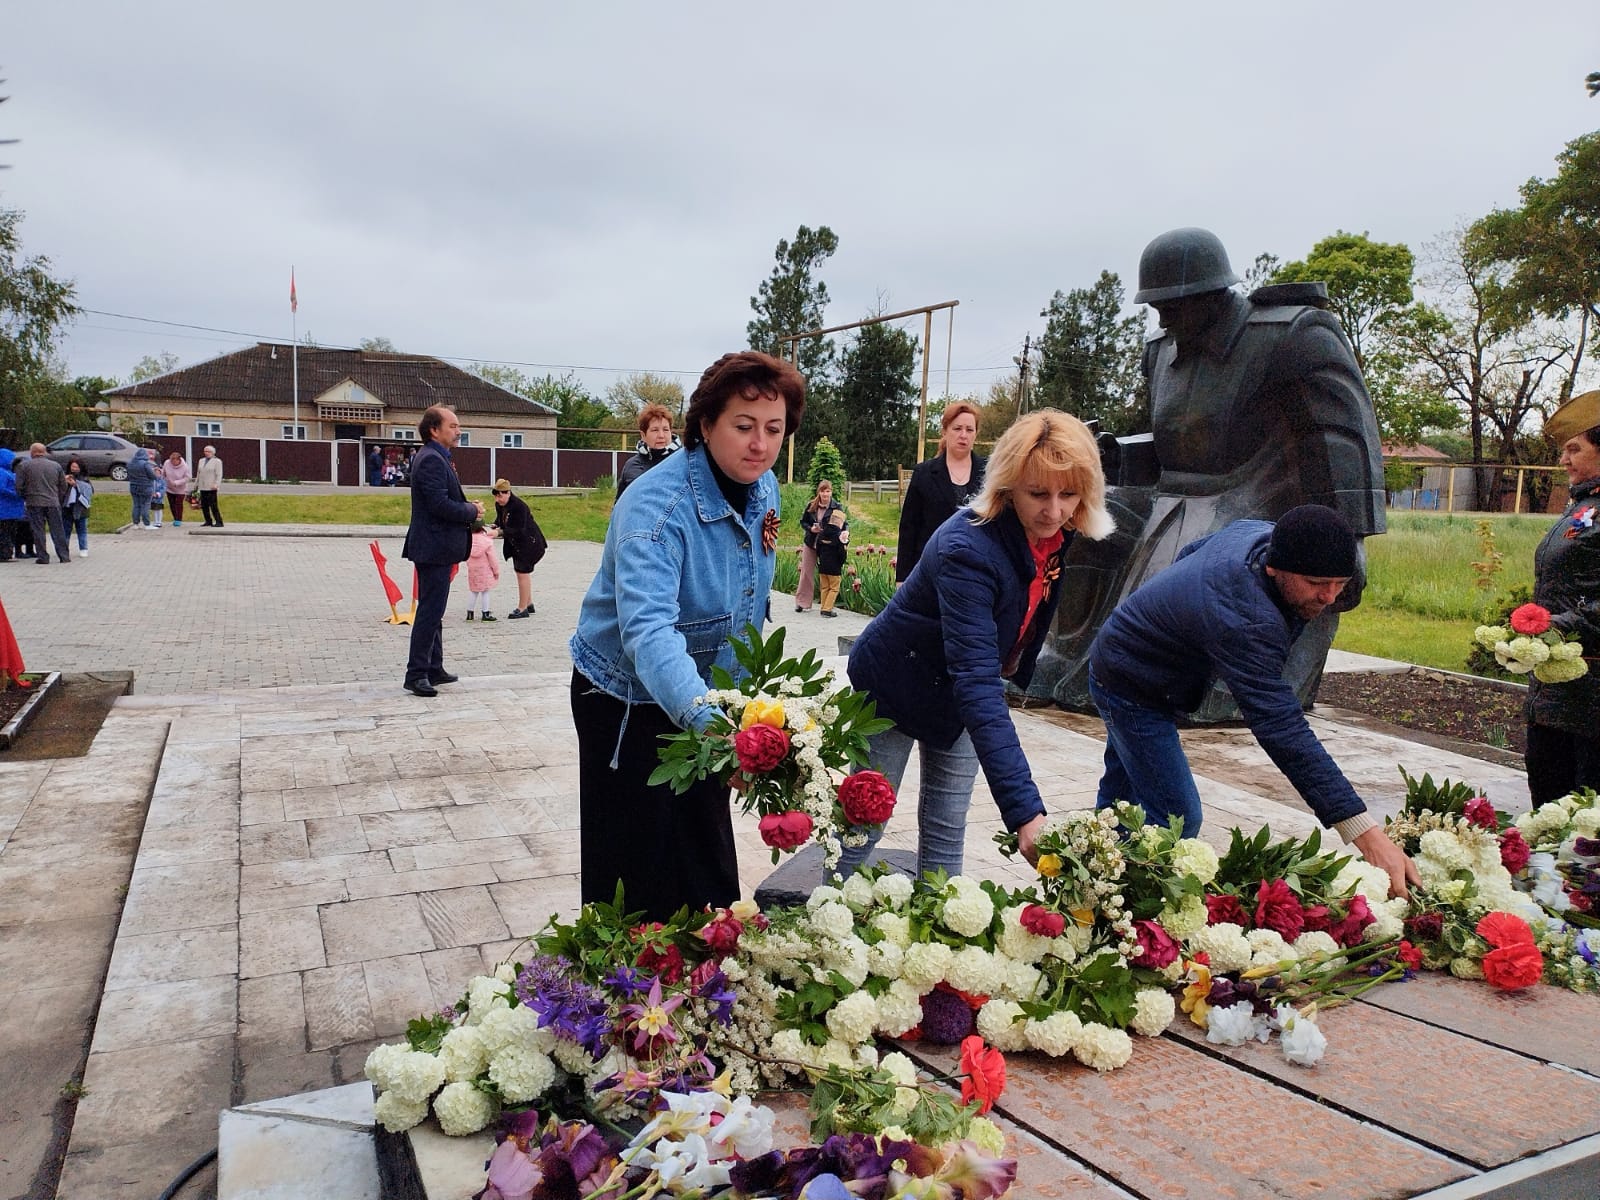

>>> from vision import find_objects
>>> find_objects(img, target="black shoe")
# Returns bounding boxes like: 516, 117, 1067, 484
36, 558, 50, 565
404, 679, 438, 697
795, 605, 805, 613
480, 613, 497, 622
465, 611, 474, 621
820, 610, 837, 618
508, 607, 530, 619
430, 671, 459, 685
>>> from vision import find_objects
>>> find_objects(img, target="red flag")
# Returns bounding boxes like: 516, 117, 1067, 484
290, 268, 298, 314
368, 541, 403, 606
0, 596, 25, 685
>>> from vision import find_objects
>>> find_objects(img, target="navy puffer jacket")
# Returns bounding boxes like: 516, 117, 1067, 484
1089, 520, 1365, 828
848, 506, 1067, 832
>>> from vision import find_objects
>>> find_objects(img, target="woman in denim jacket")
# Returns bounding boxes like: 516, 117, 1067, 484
570, 352, 806, 920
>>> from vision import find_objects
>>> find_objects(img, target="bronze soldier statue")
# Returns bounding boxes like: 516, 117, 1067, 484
1028, 227, 1386, 718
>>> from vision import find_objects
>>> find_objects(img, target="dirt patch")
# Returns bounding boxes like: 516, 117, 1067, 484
0, 673, 132, 759
1317, 669, 1526, 757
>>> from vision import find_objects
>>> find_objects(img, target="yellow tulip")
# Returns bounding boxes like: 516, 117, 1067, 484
740, 698, 786, 730
1036, 854, 1062, 878
1068, 906, 1095, 928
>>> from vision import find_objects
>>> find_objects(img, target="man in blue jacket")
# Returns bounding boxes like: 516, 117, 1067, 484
401, 406, 483, 697
1088, 505, 1417, 897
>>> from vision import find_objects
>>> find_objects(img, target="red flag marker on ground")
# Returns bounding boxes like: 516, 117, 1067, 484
370, 541, 412, 625
0, 595, 27, 686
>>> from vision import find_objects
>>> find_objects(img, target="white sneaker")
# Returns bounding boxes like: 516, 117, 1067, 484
79, 549, 88, 558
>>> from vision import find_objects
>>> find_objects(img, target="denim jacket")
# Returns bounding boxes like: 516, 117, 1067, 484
570, 444, 778, 732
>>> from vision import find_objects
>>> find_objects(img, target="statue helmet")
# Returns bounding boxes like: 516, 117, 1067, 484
1133, 227, 1240, 304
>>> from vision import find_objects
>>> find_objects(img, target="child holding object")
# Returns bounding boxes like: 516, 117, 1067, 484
149, 469, 167, 528
465, 520, 500, 622
815, 504, 849, 617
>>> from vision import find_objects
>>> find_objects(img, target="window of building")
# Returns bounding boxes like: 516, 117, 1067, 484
196, 420, 223, 437
281, 424, 307, 440
392, 428, 418, 441
456, 431, 471, 447
501, 432, 524, 449
143, 419, 170, 435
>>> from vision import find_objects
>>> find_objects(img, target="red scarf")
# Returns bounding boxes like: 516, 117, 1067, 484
1003, 529, 1065, 677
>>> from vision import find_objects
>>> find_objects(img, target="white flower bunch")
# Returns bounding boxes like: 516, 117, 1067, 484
939, 875, 996, 938
1187, 922, 1252, 972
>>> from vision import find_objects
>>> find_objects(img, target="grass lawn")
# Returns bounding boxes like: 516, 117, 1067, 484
1331, 606, 1477, 672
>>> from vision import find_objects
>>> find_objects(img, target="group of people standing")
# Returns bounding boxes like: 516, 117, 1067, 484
125, 445, 225, 529
0, 444, 88, 563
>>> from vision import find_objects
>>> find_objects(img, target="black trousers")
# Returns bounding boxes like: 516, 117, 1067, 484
26, 505, 69, 562
570, 669, 739, 922
200, 490, 222, 525
405, 561, 453, 684
1526, 722, 1600, 804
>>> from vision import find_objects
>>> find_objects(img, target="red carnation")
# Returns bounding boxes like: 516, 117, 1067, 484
1498, 827, 1532, 875
958, 1036, 1007, 1115
1130, 919, 1180, 970
734, 723, 791, 774
1463, 796, 1498, 830
758, 810, 813, 851
1397, 940, 1423, 971
838, 770, 897, 826
1482, 941, 1543, 990
634, 941, 685, 985
1300, 903, 1332, 933
1254, 878, 1307, 942
1204, 892, 1249, 927
1328, 894, 1375, 948
1509, 603, 1552, 636
1019, 903, 1066, 938
1475, 911, 1534, 949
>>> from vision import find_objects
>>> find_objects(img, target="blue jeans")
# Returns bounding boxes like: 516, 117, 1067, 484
832, 725, 979, 881
129, 491, 152, 525
68, 509, 89, 551
1090, 672, 1203, 837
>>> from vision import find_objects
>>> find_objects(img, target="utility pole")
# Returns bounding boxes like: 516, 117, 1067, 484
1014, 334, 1032, 420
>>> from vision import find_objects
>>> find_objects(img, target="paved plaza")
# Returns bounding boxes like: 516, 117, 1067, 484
0, 524, 1573, 1198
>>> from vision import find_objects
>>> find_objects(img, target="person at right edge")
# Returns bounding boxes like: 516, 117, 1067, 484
402, 405, 482, 697
1525, 393, 1600, 802
1088, 505, 1418, 899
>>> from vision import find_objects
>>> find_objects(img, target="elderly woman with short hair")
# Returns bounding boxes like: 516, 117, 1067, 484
570, 351, 806, 919
840, 409, 1112, 877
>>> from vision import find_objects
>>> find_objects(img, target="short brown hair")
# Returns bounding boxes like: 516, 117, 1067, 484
637, 404, 674, 435
682, 352, 806, 451
940, 401, 982, 450
417, 405, 456, 442
970, 408, 1113, 539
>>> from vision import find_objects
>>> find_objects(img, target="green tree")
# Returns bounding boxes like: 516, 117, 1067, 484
1471, 131, 1600, 395
604, 371, 685, 425
1033, 270, 1146, 435
805, 436, 847, 495
1273, 231, 1414, 373
835, 318, 918, 478
472, 363, 618, 449
0, 207, 80, 440
128, 351, 180, 382
746, 225, 839, 384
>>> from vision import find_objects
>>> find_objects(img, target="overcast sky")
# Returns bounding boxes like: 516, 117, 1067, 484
5, 2, 1598, 402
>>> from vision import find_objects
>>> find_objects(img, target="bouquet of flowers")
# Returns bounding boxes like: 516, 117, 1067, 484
1474, 602, 1588, 683
650, 626, 894, 868
1513, 787, 1600, 926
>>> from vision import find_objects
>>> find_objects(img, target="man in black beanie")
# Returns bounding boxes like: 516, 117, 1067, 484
1087, 505, 1418, 898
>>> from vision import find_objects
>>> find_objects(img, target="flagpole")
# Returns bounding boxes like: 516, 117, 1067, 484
291, 265, 299, 438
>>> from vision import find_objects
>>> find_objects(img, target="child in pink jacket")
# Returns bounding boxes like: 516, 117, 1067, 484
465, 522, 500, 622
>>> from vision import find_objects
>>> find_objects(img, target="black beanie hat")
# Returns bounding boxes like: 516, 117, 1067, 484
1266, 505, 1357, 577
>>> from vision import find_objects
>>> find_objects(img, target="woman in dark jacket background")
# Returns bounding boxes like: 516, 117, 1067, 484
615, 404, 679, 499
840, 410, 1112, 878
895, 401, 986, 583
1526, 400, 1600, 802
491, 478, 546, 619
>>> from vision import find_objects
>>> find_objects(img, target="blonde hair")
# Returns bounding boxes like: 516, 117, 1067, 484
969, 409, 1113, 539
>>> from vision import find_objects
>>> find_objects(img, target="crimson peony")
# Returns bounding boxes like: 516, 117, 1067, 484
757, 810, 813, 851
1498, 828, 1532, 875
838, 770, 896, 826
1019, 903, 1066, 938
1204, 892, 1248, 927
1509, 603, 1552, 635
1131, 919, 1180, 969
734, 723, 791, 774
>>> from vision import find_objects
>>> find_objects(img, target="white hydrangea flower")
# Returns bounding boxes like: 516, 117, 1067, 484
1001, 957, 1043, 1000
1157, 894, 1208, 939
1072, 1022, 1133, 1072
872, 873, 915, 908
809, 901, 856, 941
488, 1044, 557, 1103
1292, 931, 1340, 960
824, 935, 871, 987
940, 878, 995, 938
477, 1005, 553, 1056
768, 1028, 809, 1066
373, 1090, 429, 1134
966, 1116, 1007, 1158
553, 1036, 597, 1076
433, 1080, 497, 1136
874, 980, 926, 1038
901, 942, 953, 989
867, 940, 905, 980
944, 945, 1005, 996
1571, 807, 1600, 838
841, 875, 876, 912
1246, 928, 1292, 961
1024, 1010, 1082, 1056
1130, 988, 1176, 1037
806, 885, 846, 911
438, 1026, 489, 1083
995, 906, 1052, 964
975, 999, 1029, 1051
465, 975, 512, 1024
1172, 838, 1220, 884
365, 1045, 445, 1105
824, 989, 879, 1045
1187, 922, 1252, 972
872, 911, 913, 949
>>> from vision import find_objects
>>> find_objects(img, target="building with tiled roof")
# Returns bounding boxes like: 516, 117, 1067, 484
105, 342, 557, 449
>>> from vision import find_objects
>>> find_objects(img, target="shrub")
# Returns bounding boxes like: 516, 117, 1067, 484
806, 437, 847, 496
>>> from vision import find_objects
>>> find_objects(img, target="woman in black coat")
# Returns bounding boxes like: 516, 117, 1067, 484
896, 401, 986, 583
491, 479, 547, 619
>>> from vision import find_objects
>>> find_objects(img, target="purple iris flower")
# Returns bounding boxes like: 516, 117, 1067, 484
696, 968, 737, 1026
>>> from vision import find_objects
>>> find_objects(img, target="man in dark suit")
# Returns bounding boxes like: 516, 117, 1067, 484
402, 406, 483, 696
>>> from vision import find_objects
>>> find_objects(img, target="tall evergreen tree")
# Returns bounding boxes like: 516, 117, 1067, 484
836, 320, 918, 478
746, 225, 839, 384
1033, 270, 1146, 435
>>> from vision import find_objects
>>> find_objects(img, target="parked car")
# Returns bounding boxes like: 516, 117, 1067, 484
44, 433, 142, 480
